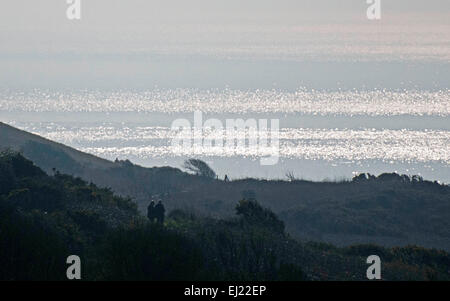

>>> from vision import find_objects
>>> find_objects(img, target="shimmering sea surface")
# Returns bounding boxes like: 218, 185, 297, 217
1, 89, 449, 183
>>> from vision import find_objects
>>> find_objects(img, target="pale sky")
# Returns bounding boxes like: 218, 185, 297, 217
0, 0, 449, 89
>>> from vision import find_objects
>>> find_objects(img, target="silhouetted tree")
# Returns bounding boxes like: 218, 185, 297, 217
285, 171, 297, 181
183, 159, 216, 179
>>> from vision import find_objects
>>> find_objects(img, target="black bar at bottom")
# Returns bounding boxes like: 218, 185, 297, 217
0, 281, 446, 300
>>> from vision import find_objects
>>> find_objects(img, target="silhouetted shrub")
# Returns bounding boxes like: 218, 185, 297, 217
236, 199, 285, 234
98, 223, 204, 280
1, 151, 449, 281
0, 202, 68, 280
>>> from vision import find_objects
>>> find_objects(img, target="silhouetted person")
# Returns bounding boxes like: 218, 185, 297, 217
154, 201, 165, 224
224, 174, 229, 182
147, 201, 155, 222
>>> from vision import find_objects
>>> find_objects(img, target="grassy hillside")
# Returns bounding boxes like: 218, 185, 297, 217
0, 121, 201, 207
1, 122, 449, 250
1, 151, 449, 281
0, 122, 113, 170
163, 175, 450, 250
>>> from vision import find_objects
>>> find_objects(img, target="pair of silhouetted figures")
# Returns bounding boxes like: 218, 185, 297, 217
147, 201, 165, 224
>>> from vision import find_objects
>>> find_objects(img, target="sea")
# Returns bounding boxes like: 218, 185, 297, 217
0, 18, 449, 182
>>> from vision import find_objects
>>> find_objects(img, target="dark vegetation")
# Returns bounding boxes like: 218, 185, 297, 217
183, 158, 217, 179
163, 171, 450, 250
1, 122, 450, 253
0, 151, 449, 281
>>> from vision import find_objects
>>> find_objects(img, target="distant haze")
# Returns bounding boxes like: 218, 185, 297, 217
0, 1, 449, 182
0, 0, 449, 89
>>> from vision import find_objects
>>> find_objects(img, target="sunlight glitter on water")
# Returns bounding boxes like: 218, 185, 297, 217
1, 89, 449, 116
11, 123, 450, 164
2, 88, 449, 181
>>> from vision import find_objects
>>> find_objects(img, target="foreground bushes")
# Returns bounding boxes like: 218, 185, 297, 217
0, 152, 449, 281
0, 202, 68, 280
97, 222, 204, 280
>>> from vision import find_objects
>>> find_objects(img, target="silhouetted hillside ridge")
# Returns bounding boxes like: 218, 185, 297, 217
0, 122, 199, 204
1, 151, 449, 280
1, 122, 449, 250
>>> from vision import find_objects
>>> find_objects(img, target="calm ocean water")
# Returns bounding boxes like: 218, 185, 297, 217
1, 88, 449, 183
1, 13, 449, 182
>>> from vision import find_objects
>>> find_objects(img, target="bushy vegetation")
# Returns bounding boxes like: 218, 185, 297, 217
235, 199, 285, 234
0, 151, 137, 280
0, 151, 449, 281
5, 126, 449, 251
161, 171, 450, 250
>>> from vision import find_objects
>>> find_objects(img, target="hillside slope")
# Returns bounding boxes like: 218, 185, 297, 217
1, 151, 449, 281
0, 121, 198, 208
1, 122, 449, 250
163, 176, 450, 250
0, 122, 113, 169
